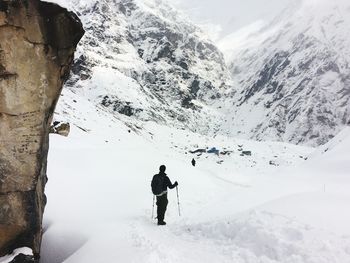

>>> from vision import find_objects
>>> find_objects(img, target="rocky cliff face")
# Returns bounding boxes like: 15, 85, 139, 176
55, 0, 231, 135
0, 0, 83, 261
222, 0, 350, 146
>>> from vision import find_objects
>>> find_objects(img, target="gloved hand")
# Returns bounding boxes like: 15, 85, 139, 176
174, 181, 178, 187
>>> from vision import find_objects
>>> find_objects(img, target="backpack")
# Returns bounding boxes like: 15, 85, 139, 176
151, 174, 164, 195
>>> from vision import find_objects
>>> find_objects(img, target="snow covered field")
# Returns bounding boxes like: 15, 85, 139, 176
39, 97, 350, 263
2, 0, 349, 260
0, 86, 347, 263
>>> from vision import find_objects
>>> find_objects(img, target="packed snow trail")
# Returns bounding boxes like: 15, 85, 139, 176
39, 125, 350, 263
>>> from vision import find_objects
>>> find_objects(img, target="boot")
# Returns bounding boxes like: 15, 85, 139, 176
157, 221, 166, 225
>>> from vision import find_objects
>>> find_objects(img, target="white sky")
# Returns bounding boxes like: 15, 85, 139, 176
172, 0, 293, 40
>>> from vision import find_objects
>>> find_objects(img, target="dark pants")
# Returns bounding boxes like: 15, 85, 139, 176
156, 193, 168, 222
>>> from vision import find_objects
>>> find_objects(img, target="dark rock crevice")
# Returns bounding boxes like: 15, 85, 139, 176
0, 24, 25, 31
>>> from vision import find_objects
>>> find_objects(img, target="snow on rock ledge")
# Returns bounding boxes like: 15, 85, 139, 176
0, 247, 33, 263
0, 0, 84, 261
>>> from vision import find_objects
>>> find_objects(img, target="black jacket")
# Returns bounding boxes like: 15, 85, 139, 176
151, 172, 176, 195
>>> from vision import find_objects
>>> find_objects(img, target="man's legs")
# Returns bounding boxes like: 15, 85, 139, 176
156, 194, 168, 224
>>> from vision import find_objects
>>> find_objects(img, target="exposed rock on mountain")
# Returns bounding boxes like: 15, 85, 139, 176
54, 0, 350, 147
0, 0, 83, 261
222, 0, 350, 146
56, 0, 231, 134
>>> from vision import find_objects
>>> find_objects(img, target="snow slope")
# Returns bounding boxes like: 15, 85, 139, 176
221, 0, 350, 146
46, 0, 231, 136
30, 88, 350, 263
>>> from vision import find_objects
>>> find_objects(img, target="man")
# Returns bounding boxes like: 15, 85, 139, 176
151, 165, 178, 225
191, 158, 196, 167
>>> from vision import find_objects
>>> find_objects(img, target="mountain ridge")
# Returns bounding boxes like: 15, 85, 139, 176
52, 0, 231, 136
51, 0, 350, 147
221, 0, 350, 146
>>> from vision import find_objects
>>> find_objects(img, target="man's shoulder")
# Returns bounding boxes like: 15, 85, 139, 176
153, 173, 168, 179
152, 174, 164, 180
164, 175, 171, 182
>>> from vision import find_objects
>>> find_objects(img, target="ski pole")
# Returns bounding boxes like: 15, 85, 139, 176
176, 186, 181, 216
152, 195, 155, 219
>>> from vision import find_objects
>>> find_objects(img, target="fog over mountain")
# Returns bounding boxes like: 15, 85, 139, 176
172, 0, 293, 39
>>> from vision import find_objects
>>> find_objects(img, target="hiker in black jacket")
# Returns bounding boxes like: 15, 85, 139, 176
151, 165, 178, 225
191, 158, 196, 167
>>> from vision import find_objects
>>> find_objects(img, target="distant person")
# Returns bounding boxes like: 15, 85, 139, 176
151, 165, 178, 225
191, 158, 196, 167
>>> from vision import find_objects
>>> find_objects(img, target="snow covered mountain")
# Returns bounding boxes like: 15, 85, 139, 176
221, 0, 350, 146
50, 0, 350, 148
2, 1, 349, 261
51, 0, 231, 135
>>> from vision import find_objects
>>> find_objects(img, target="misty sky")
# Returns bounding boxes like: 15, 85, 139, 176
172, 0, 292, 39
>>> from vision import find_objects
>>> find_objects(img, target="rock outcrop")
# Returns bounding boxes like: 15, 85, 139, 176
50, 121, 70, 137
0, 0, 84, 261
